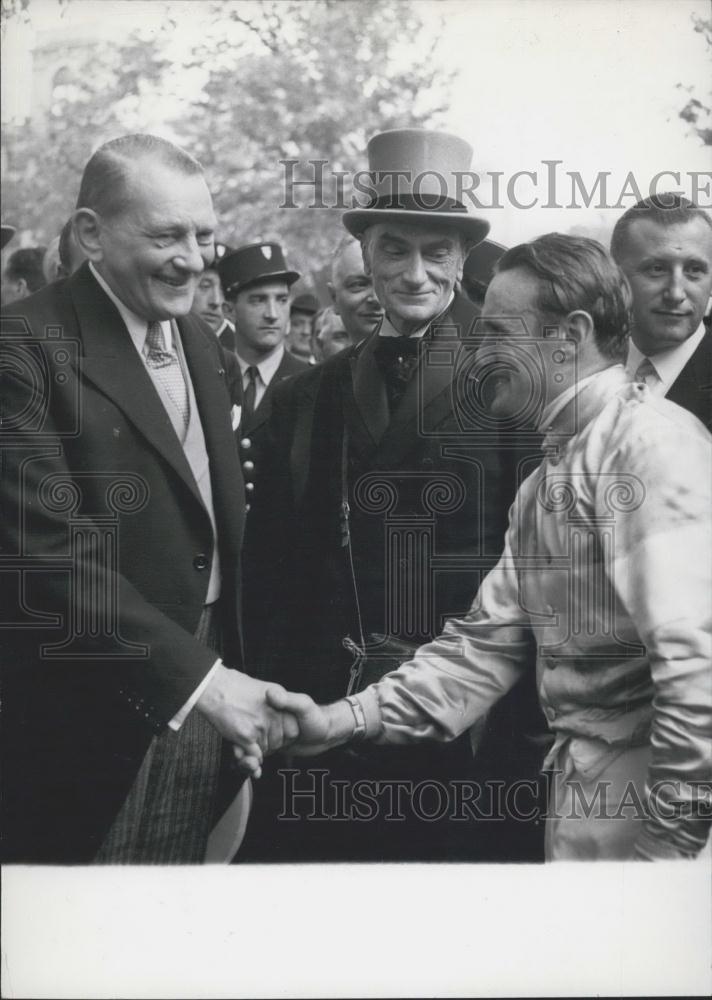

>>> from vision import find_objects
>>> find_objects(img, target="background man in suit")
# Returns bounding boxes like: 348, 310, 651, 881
611, 194, 712, 430
218, 242, 309, 511
327, 235, 384, 347
240, 129, 544, 862
1, 134, 296, 864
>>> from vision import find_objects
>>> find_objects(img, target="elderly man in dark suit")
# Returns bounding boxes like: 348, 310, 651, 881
611, 194, 712, 430
240, 129, 545, 862
1, 134, 298, 864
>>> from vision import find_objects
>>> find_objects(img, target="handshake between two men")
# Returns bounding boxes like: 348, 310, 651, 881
195, 663, 345, 777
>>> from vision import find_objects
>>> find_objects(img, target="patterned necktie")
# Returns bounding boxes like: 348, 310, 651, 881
144, 320, 189, 432
374, 336, 421, 413
634, 356, 659, 387
242, 365, 258, 425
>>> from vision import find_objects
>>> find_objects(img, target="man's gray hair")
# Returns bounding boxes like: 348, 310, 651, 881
76, 134, 204, 219
330, 234, 361, 284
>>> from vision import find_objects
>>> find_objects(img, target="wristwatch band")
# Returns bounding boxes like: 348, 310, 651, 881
345, 694, 367, 741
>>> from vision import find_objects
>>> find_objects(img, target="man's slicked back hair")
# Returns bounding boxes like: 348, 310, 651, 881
76, 134, 204, 219
497, 233, 632, 362
610, 194, 712, 263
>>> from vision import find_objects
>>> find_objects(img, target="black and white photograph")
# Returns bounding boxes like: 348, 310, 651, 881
1, 0, 711, 996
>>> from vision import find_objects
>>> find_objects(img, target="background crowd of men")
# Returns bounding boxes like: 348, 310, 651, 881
1, 126, 710, 866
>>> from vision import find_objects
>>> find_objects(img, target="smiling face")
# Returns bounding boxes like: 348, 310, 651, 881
616, 217, 712, 355
479, 267, 569, 421
191, 269, 226, 333
92, 159, 217, 321
230, 280, 290, 357
362, 221, 465, 334
330, 240, 383, 342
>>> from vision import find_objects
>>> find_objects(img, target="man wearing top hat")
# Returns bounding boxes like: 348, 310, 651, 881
239, 129, 544, 863
218, 242, 309, 512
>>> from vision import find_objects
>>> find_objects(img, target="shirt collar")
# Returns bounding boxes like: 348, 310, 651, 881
626, 323, 706, 389
235, 343, 285, 384
538, 365, 628, 443
379, 292, 455, 340
89, 262, 171, 352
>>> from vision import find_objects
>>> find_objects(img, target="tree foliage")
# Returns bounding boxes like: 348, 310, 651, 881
676, 12, 712, 146
1, 0, 454, 276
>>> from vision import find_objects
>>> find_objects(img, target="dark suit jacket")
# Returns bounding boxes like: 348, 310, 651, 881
666, 329, 712, 431
1, 263, 246, 862
237, 348, 309, 507
241, 295, 545, 861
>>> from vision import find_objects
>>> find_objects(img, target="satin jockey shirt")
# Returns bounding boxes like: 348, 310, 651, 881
355, 364, 712, 860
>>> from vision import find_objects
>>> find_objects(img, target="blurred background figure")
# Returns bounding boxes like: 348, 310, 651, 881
1, 246, 47, 305
461, 239, 507, 313
190, 256, 235, 349
286, 292, 319, 361
311, 305, 350, 363
328, 235, 383, 345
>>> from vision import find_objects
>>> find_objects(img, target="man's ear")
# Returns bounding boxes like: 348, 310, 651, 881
223, 298, 237, 324
359, 237, 372, 277
327, 281, 340, 314
73, 209, 104, 262
561, 309, 595, 347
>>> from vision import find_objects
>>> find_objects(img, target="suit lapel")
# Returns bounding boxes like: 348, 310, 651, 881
666, 330, 712, 428
346, 330, 390, 454
71, 266, 203, 505
243, 351, 306, 435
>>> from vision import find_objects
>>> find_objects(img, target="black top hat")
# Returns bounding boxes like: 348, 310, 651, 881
342, 129, 489, 246
291, 293, 319, 316
1, 224, 16, 250
217, 242, 300, 298
463, 239, 508, 294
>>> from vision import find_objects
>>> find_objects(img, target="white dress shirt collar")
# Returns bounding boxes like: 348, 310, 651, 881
235, 343, 284, 387
89, 262, 171, 352
626, 323, 706, 395
538, 365, 627, 441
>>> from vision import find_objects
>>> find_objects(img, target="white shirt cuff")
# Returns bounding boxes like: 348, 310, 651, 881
168, 659, 222, 731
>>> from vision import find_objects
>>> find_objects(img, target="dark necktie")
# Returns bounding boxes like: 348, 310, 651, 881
374, 336, 421, 413
242, 365, 258, 424
144, 320, 189, 433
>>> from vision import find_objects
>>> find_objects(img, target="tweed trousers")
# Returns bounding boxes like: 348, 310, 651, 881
95, 604, 223, 864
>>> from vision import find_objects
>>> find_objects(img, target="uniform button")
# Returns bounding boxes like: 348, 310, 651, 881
193, 553, 209, 570
245, 503, 251, 513
245, 482, 254, 492
242, 460, 255, 473
240, 438, 252, 449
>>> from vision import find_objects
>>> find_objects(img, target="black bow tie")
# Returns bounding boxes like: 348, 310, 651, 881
374, 335, 421, 366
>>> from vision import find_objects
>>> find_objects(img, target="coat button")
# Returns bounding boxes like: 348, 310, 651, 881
193, 553, 209, 570
245, 482, 254, 492
242, 460, 255, 473
240, 438, 252, 449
